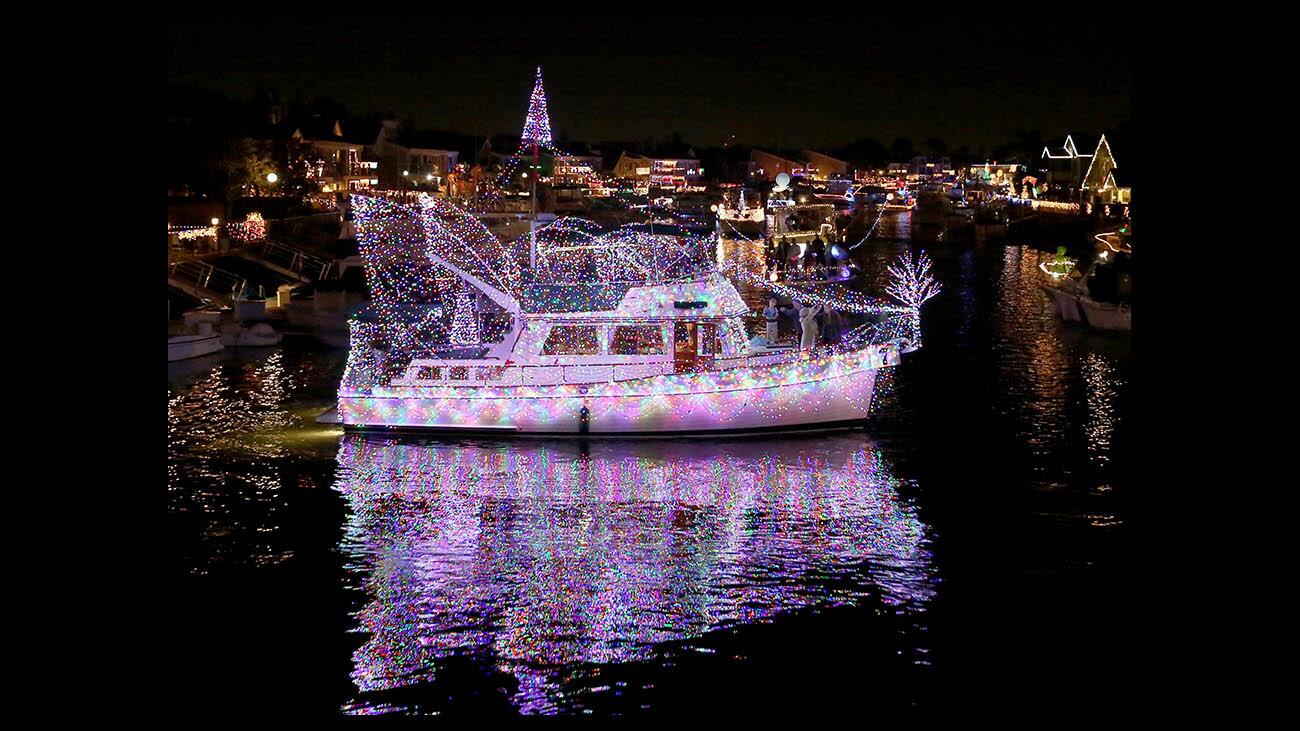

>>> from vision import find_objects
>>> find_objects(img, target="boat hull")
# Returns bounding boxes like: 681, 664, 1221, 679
167, 334, 224, 362
1080, 298, 1132, 331
1043, 284, 1085, 322
338, 359, 883, 435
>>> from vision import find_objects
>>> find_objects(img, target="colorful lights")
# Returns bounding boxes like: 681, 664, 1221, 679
520, 66, 553, 148
335, 435, 937, 714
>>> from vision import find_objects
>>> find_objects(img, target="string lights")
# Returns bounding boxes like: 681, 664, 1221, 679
337, 193, 932, 433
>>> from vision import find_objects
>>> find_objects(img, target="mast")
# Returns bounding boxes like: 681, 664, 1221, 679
520, 65, 552, 275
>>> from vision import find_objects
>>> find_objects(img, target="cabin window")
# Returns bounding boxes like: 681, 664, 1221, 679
449, 366, 469, 381
611, 325, 666, 355
416, 366, 438, 380
697, 324, 721, 356
541, 325, 602, 355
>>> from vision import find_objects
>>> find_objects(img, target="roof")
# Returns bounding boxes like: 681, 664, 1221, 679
1042, 133, 1099, 159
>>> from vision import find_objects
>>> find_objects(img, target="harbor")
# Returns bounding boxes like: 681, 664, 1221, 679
167, 17, 1132, 718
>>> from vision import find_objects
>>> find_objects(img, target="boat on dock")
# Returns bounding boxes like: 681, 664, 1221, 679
324, 193, 936, 435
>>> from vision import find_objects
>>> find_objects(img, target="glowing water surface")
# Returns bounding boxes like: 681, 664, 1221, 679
334, 434, 937, 714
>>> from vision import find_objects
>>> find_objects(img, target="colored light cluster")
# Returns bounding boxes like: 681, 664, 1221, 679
520, 66, 552, 148
227, 212, 267, 242
334, 434, 937, 714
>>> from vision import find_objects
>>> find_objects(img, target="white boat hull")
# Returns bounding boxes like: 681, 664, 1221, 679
1080, 298, 1132, 331
339, 348, 889, 435
1044, 285, 1085, 322
168, 334, 224, 362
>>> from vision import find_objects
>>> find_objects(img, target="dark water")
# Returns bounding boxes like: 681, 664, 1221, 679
166, 237, 1130, 717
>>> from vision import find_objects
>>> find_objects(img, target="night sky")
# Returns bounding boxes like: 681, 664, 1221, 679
168, 18, 1131, 151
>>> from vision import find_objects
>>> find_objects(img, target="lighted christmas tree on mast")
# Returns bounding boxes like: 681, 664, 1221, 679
520, 66, 553, 271
520, 66, 553, 149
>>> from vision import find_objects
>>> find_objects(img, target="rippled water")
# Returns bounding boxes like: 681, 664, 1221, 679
167, 236, 1129, 717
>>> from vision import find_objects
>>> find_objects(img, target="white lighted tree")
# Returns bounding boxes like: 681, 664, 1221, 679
886, 250, 941, 309
447, 286, 481, 344
886, 250, 940, 346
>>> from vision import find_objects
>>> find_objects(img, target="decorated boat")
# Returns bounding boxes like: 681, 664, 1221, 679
1041, 231, 1132, 332
324, 192, 938, 436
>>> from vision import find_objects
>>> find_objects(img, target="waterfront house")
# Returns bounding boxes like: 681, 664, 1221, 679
800, 150, 849, 181
288, 120, 381, 194
373, 121, 460, 190
613, 152, 653, 182
1039, 133, 1131, 213
613, 153, 701, 190
553, 153, 606, 185
1080, 134, 1130, 209
750, 149, 812, 181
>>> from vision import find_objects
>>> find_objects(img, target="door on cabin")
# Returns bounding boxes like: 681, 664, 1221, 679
673, 322, 698, 373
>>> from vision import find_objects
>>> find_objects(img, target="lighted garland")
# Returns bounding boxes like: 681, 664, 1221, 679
718, 220, 908, 317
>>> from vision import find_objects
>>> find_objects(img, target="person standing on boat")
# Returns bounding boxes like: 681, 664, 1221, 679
762, 298, 780, 344
798, 301, 822, 350
821, 303, 843, 345
764, 236, 778, 273
810, 237, 827, 278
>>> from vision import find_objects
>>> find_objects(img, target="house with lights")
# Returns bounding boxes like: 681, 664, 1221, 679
288, 120, 381, 194
613, 152, 653, 182
553, 153, 605, 185
649, 158, 702, 190
611, 153, 701, 190
1080, 134, 1130, 209
1038, 133, 1097, 198
1038, 133, 1130, 211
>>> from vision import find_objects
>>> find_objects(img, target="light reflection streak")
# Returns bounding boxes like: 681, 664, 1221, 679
334, 434, 937, 715
1082, 352, 1121, 468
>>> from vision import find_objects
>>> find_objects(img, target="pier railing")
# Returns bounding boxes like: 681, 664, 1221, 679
259, 240, 336, 280
167, 260, 247, 303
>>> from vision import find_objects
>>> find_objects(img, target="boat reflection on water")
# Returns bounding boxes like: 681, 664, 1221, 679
334, 433, 937, 715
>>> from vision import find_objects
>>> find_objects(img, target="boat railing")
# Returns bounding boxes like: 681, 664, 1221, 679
380, 337, 902, 390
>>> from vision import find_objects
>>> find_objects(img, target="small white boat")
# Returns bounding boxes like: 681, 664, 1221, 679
168, 322, 225, 362
221, 321, 284, 347
1041, 249, 1131, 332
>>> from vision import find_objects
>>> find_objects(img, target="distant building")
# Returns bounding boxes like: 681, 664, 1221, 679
649, 158, 701, 190
288, 120, 380, 194
750, 149, 811, 181
1080, 134, 1130, 208
613, 152, 653, 182
612, 153, 700, 190
374, 121, 459, 189
1039, 134, 1095, 195
800, 150, 849, 181
553, 153, 605, 185
908, 155, 955, 180
1039, 133, 1130, 210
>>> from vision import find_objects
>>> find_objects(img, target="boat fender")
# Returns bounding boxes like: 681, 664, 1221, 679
579, 405, 591, 434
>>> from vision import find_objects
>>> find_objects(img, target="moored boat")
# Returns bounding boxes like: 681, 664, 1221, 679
168, 323, 224, 362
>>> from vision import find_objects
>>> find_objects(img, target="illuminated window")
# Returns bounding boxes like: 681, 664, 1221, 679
417, 366, 440, 380
611, 325, 665, 355
449, 366, 469, 381
476, 365, 507, 381
541, 325, 602, 355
